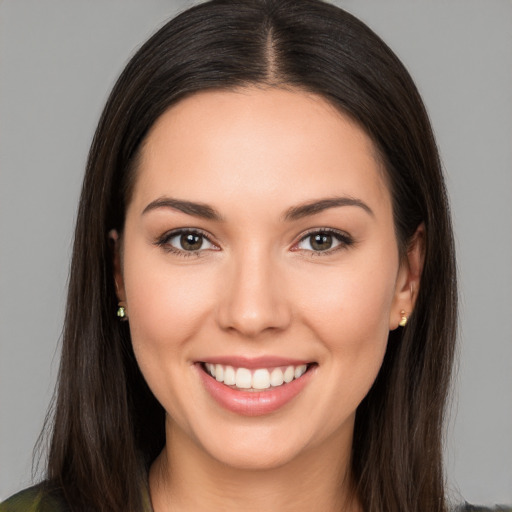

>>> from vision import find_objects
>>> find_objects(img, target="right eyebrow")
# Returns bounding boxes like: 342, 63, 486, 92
283, 196, 374, 221
142, 197, 224, 221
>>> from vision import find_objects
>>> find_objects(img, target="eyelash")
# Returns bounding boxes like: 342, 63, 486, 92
155, 227, 354, 257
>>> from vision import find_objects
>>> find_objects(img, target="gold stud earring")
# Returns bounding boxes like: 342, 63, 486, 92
399, 310, 408, 327
117, 305, 127, 320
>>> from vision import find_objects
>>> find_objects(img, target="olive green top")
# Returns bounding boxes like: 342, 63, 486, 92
0, 485, 65, 512
0, 484, 151, 512
1, 484, 511, 512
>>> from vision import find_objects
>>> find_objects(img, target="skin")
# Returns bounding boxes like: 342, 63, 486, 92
112, 88, 424, 512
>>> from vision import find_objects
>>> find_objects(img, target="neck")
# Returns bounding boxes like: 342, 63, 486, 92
149, 417, 361, 512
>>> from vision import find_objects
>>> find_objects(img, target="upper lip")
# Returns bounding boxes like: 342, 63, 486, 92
198, 356, 314, 369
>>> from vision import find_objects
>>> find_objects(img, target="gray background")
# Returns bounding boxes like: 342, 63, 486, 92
1, 0, 511, 505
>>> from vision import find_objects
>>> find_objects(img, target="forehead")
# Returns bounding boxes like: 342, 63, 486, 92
131, 87, 391, 217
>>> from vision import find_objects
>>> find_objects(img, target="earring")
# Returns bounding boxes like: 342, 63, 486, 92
117, 305, 127, 320
399, 310, 408, 327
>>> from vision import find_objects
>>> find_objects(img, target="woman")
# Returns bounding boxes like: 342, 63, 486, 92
0, 0, 506, 511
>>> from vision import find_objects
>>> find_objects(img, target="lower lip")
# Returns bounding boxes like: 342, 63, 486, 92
196, 364, 316, 416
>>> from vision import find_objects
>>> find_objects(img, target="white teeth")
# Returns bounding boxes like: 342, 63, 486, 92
235, 368, 252, 389
252, 369, 271, 389
283, 366, 294, 383
270, 367, 284, 387
204, 363, 310, 390
294, 365, 307, 379
224, 365, 236, 385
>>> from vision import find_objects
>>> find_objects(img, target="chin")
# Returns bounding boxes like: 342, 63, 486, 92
204, 437, 306, 471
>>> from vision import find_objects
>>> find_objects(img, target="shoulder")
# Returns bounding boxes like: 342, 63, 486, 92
0, 484, 68, 512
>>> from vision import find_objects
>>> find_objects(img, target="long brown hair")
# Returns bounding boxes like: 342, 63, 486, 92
41, 1, 457, 510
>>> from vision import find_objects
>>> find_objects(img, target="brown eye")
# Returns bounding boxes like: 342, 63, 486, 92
296, 229, 352, 254
159, 230, 216, 254
180, 233, 204, 251
310, 233, 333, 251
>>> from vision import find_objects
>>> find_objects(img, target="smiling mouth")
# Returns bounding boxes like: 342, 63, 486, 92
200, 362, 316, 392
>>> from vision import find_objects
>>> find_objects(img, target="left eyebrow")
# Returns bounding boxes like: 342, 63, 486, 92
283, 196, 374, 221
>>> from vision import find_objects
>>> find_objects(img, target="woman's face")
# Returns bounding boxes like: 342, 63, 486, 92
115, 88, 417, 470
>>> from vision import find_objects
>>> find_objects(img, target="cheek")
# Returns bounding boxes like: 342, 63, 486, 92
121, 249, 221, 424
297, 257, 396, 342
293, 250, 397, 389
291, 263, 395, 434
122, 246, 217, 364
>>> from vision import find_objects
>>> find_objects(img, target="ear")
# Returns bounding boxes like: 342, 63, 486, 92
389, 223, 425, 330
109, 229, 126, 303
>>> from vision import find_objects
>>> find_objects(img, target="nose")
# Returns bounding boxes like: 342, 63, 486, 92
216, 247, 292, 338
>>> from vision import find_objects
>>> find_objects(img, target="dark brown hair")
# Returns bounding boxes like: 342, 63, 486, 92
41, 1, 457, 510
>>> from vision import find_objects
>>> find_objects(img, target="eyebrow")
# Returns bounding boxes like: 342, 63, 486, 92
283, 196, 374, 221
142, 197, 224, 221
